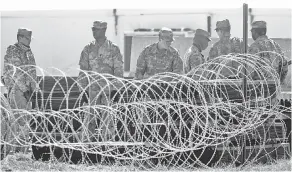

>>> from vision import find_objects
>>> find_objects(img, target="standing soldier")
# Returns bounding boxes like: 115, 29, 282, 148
134, 28, 184, 165
184, 29, 211, 73
3, 28, 37, 153
208, 19, 245, 78
78, 20, 123, 104
77, 20, 123, 140
135, 27, 183, 79
248, 21, 288, 84
183, 29, 218, 166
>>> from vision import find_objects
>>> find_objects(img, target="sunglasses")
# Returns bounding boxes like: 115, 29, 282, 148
22, 36, 32, 40
92, 27, 107, 31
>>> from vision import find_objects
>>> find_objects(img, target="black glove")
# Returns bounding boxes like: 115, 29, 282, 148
23, 90, 31, 101
82, 91, 89, 104
227, 75, 238, 79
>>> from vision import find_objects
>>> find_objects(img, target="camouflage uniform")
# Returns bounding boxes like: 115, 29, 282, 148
78, 21, 123, 141
78, 39, 123, 94
208, 19, 245, 77
248, 21, 288, 84
184, 29, 211, 73
135, 28, 183, 79
184, 44, 204, 73
209, 37, 244, 59
3, 30, 37, 109
3, 28, 37, 153
78, 22, 123, 103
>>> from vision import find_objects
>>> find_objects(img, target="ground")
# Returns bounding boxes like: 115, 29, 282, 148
0, 153, 291, 171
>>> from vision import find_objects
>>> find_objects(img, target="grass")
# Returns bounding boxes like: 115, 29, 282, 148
1, 153, 291, 172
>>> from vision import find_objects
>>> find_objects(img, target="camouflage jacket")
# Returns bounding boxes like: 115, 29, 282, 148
248, 35, 288, 83
135, 43, 183, 79
78, 39, 123, 91
3, 42, 37, 92
208, 37, 245, 60
208, 37, 245, 77
184, 44, 205, 73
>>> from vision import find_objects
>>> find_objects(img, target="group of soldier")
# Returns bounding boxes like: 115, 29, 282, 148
2, 19, 289, 153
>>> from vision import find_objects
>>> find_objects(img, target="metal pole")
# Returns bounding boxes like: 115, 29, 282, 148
241, 3, 248, 165
207, 16, 211, 35
243, 4, 248, 54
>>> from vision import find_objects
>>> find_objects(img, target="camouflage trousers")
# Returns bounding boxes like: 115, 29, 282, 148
84, 89, 115, 142
8, 88, 31, 153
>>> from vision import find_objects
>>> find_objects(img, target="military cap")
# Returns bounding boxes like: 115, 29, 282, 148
17, 28, 32, 37
195, 29, 211, 41
215, 19, 231, 30
159, 27, 175, 41
251, 21, 267, 29
93, 20, 107, 29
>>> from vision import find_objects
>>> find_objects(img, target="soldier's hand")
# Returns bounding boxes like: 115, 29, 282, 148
23, 90, 31, 101
227, 75, 238, 79
82, 91, 89, 104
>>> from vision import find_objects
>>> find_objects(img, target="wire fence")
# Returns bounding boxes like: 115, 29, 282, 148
1, 53, 291, 169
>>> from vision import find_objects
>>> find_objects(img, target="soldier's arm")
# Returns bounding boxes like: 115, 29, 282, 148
135, 49, 147, 80
184, 48, 201, 73
189, 51, 203, 70
275, 43, 288, 84
247, 44, 264, 80
27, 54, 37, 91
231, 37, 246, 54
208, 46, 218, 61
3, 45, 28, 92
172, 51, 183, 74
248, 44, 260, 55
77, 46, 90, 91
111, 46, 124, 78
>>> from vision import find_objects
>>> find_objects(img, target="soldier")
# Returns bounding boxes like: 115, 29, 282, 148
208, 19, 245, 78
78, 20, 123, 103
248, 21, 288, 84
3, 28, 37, 153
135, 27, 183, 79
184, 29, 211, 73
77, 20, 123, 141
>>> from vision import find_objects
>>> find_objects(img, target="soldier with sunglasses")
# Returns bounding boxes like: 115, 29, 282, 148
78, 20, 123, 104
77, 20, 123, 141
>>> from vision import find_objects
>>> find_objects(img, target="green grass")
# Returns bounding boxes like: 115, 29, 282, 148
1, 153, 291, 171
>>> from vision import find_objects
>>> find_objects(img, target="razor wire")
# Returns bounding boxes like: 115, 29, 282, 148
1, 53, 291, 169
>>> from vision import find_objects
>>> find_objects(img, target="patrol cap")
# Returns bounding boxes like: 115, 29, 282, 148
159, 27, 175, 41
251, 21, 267, 29
17, 28, 32, 37
195, 29, 211, 41
92, 20, 107, 29
215, 19, 231, 30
